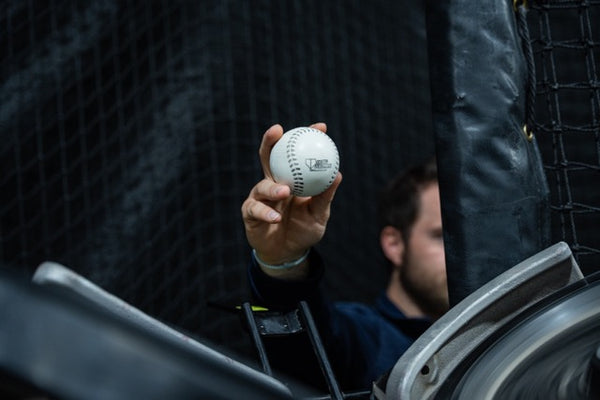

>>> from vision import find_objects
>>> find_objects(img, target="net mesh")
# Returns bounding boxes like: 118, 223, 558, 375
0, 0, 433, 356
0, 0, 598, 359
530, 0, 600, 275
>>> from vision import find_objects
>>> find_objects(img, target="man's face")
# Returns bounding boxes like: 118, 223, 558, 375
402, 182, 449, 318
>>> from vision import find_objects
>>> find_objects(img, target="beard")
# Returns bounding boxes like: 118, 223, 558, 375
400, 250, 449, 319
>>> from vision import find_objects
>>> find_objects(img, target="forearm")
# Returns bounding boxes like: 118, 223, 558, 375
247, 249, 374, 390
248, 249, 324, 310
252, 248, 311, 280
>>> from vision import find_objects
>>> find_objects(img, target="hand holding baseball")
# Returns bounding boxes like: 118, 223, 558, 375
241, 123, 342, 278
270, 126, 340, 197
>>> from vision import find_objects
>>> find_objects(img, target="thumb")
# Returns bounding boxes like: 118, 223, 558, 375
309, 172, 343, 218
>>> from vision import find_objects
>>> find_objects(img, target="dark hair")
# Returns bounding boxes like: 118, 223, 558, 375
376, 157, 438, 243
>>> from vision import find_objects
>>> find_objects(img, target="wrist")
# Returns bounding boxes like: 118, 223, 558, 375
252, 249, 310, 270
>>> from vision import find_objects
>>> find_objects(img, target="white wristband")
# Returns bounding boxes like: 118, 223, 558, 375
252, 249, 310, 270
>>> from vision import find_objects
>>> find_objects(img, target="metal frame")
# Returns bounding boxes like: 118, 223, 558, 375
383, 241, 586, 399
242, 300, 371, 400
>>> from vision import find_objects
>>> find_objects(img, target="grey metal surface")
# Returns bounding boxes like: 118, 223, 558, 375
455, 281, 600, 399
31, 261, 293, 399
383, 241, 584, 400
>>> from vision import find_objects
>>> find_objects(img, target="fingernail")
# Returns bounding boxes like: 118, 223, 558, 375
267, 210, 280, 221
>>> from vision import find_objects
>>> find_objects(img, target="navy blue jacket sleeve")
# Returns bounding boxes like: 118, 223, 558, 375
247, 249, 390, 391
247, 249, 325, 310
247, 249, 339, 389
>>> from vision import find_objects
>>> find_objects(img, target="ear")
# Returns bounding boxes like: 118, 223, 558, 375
380, 226, 405, 267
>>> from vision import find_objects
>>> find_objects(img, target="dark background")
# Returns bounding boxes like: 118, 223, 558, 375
1, 0, 598, 362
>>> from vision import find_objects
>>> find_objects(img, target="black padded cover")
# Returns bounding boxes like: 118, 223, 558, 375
425, 0, 551, 305
0, 269, 292, 400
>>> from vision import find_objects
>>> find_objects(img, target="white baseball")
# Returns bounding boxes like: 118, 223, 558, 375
269, 127, 340, 197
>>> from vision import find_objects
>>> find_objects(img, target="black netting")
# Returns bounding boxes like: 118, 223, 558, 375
530, 0, 600, 275
0, 0, 433, 357
1, 0, 598, 362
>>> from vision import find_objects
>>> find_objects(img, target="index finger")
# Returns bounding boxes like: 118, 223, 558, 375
259, 124, 284, 180
309, 122, 327, 133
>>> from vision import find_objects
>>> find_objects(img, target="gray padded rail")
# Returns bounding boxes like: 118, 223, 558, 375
382, 241, 584, 400
30, 261, 293, 400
